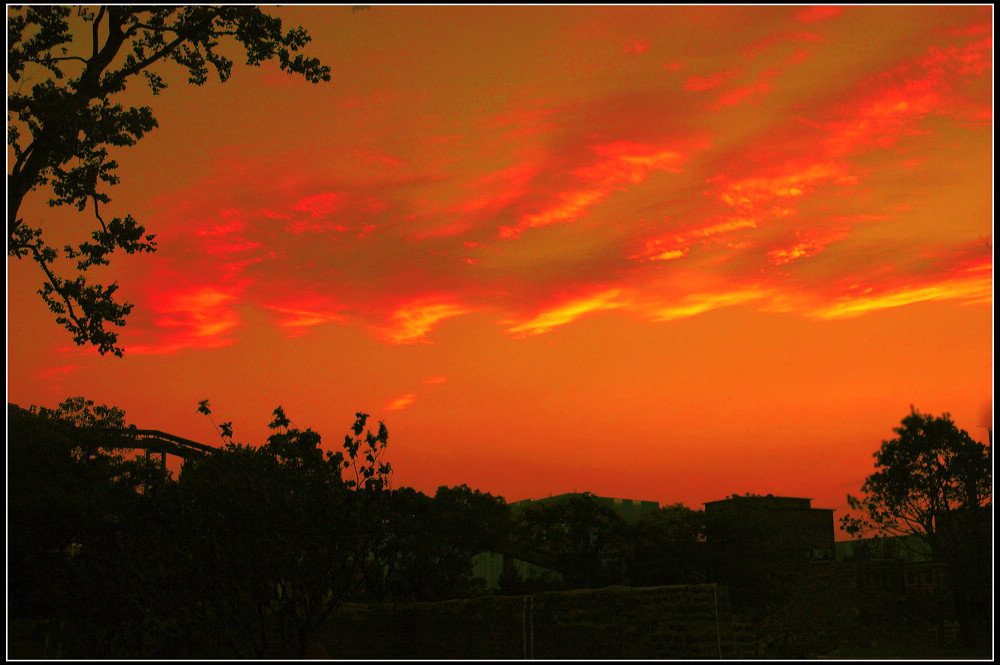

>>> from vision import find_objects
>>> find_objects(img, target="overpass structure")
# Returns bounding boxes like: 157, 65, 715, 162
132, 429, 218, 462
9, 403, 219, 467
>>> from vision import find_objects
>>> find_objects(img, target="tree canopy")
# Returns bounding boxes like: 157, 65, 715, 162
841, 407, 992, 647
840, 406, 991, 547
7, 6, 332, 356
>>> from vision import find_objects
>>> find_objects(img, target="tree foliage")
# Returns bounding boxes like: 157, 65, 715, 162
625, 503, 706, 587
841, 407, 992, 647
7, 400, 174, 656
383, 485, 511, 601
7, 6, 331, 356
513, 493, 629, 589
9, 397, 402, 658
175, 426, 355, 657
840, 407, 991, 547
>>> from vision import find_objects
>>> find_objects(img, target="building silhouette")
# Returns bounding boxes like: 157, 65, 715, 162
704, 494, 835, 562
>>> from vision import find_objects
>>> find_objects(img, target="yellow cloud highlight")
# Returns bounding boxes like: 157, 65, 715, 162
127, 286, 243, 355
506, 289, 625, 337
502, 142, 690, 238
648, 248, 690, 262
265, 305, 343, 336
379, 301, 472, 344
647, 288, 772, 322
631, 217, 758, 262
154, 288, 241, 339
719, 162, 854, 210
766, 227, 852, 266
811, 273, 993, 320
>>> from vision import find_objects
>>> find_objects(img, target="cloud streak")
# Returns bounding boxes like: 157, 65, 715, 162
108, 6, 990, 357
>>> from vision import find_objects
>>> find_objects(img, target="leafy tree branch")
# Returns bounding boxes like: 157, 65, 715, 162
8, 5, 332, 356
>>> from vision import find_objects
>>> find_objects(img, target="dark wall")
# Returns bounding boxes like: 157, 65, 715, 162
313, 584, 758, 659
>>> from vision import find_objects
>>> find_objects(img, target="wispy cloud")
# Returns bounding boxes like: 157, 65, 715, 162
377, 300, 474, 344
126, 285, 244, 355
506, 289, 625, 337
385, 393, 417, 411
113, 7, 990, 356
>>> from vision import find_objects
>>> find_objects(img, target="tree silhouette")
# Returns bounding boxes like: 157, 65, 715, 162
841, 407, 990, 546
513, 493, 628, 589
8, 6, 332, 356
625, 503, 706, 587
196, 398, 232, 444
378, 485, 512, 601
8, 400, 174, 657
841, 407, 992, 646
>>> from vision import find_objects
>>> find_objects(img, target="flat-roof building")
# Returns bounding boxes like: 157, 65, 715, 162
704, 494, 835, 562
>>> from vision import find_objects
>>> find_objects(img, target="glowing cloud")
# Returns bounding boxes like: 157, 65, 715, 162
506, 289, 625, 337
127, 286, 243, 355
684, 69, 739, 91
632, 217, 759, 262
385, 393, 417, 411
766, 227, 852, 266
501, 142, 690, 239
811, 265, 993, 320
36, 364, 82, 380
796, 6, 843, 24
623, 37, 650, 54
264, 303, 344, 337
293, 191, 345, 218
378, 300, 473, 344
715, 162, 857, 211
646, 287, 774, 322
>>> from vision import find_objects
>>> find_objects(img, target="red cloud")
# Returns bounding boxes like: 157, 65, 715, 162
293, 191, 345, 218
631, 217, 759, 263
766, 226, 852, 266
385, 393, 417, 412
683, 69, 739, 92
125, 285, 244, 355
104, 16, 990, 357
816, 36, 992, 155
500, 140, 692, 239
623, 37, 650, 54
263, 294, 346, 337
713, 77, 772, 108
796, 6, 843, 24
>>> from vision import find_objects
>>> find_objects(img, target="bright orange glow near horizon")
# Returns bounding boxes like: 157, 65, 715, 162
6, 6, 993, 537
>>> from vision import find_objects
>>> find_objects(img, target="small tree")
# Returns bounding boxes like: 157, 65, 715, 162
626, 503, 706, 587
513, 493, 628, 589
387, 485, 511, 601
8, 6, 331, 355
841, 406, 990, 548
841, 407, 991, 647
178, 406, 393, 658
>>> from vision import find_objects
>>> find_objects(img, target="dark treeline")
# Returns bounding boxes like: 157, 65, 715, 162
5, 400, 708, 658
7, 399, 992, 659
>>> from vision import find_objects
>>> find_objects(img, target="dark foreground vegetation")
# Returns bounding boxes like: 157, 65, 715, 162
7, 399, 992, 659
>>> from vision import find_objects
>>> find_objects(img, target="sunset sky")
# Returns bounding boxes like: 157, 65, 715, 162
6, 5, 993, 536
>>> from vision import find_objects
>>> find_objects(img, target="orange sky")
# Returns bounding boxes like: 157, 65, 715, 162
6, 6, 994, 536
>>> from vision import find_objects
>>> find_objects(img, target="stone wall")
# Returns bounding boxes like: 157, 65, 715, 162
313, 584, 759, 659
